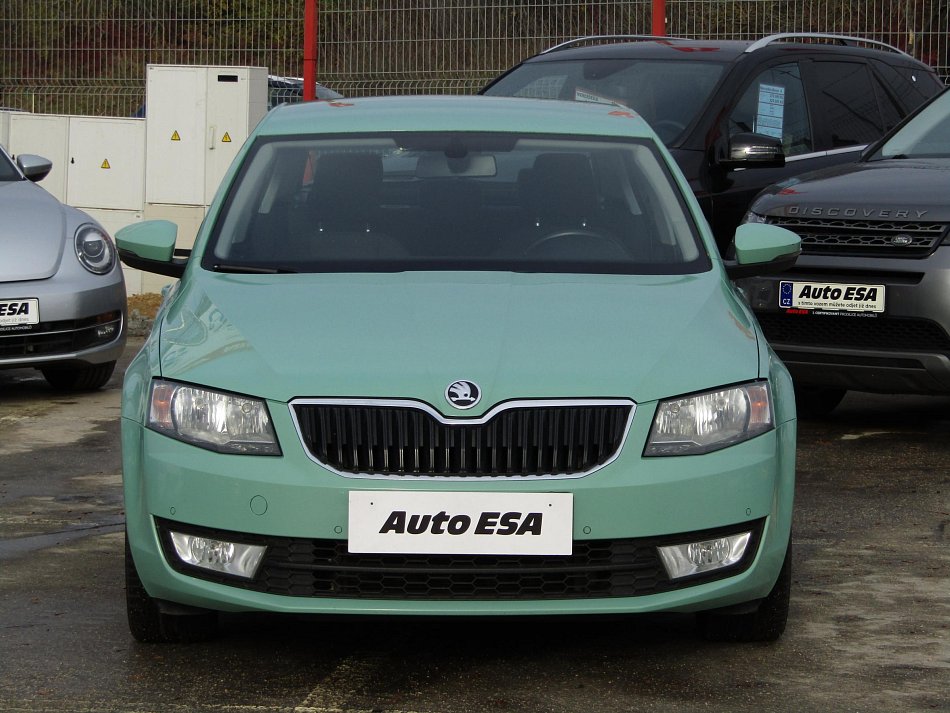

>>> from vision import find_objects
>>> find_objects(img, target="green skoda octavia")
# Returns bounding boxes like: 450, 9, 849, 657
117, 96, 800, 643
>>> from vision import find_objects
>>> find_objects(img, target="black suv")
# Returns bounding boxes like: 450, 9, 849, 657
739, 87, 950, 416
482, 33, 944, 251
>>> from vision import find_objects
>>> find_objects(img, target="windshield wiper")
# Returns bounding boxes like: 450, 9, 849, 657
213, 263, 298, 274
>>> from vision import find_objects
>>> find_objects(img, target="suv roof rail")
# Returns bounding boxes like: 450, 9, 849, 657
745, 33, 912, 57
541, 35, 683, 54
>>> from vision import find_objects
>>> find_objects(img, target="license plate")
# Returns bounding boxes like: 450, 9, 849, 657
779, 281, 884, 313
0, 299, 40, 327
348, 491, 573, 555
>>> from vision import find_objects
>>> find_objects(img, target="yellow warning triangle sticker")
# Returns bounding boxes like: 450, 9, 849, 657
100, 159, 111, 169
221, 132, 232, 143
171, 130, 181, 141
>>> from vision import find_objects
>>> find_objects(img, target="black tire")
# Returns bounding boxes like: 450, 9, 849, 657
42, 361, 116, 391
697, 542, 792, 643
125, 535, 218, 643
794, 385, 846, 419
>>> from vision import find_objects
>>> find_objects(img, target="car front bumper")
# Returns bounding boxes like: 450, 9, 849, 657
122, 406, 796, 617
742, 247, 950, 394
0, 271, 127, 369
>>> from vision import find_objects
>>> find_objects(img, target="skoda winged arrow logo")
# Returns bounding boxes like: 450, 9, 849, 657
446, 380, 481, 410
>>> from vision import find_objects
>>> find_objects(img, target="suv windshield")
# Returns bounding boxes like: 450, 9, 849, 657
484, 60, 725, 144
204, 132, 709, 275
872, 89, 950, 160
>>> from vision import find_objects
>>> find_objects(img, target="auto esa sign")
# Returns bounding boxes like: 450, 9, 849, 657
779, 281, 885, 313
348, 491, 573, 555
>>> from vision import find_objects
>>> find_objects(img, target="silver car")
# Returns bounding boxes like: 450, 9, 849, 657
0, 145, 126, 390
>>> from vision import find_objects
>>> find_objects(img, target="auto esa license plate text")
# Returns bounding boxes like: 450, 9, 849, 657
348, 491, 573, 555
0, 299, 39, 327
779, 281, 884, 313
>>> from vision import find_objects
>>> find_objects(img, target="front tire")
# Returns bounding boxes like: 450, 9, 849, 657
697, 542, 792, 643
794, 385, 846, 419
125, 535, 218, 643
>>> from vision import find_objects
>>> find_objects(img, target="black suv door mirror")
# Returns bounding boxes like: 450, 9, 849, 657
720, 133, 786, 170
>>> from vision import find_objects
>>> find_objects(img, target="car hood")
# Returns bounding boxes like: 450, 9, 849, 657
752, 159, 950, 221
0, 180, 67, 282
158, 271, 760, 409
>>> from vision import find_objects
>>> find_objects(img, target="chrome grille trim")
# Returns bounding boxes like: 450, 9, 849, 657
289, 398, 636, 481
766, 216, 948, 257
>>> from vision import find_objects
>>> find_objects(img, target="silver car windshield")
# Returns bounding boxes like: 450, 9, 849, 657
0, 149, 19, 181
873, 89, 950, 160
205, 133, 709, 275
483, 60, 725, 145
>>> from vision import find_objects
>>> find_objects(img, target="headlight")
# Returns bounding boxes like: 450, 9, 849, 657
741, 210, 767, 224
147, 380, 281, 455
75, 224, 116, 274
645, 382, 772, 456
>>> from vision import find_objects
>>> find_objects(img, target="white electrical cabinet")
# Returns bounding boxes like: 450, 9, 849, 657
8, 113, 70, 201
0, 111, 12, 149
145, 65, 267, 206
66, 118, 146, 211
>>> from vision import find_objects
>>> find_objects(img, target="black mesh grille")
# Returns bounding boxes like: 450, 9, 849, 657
293, 402, 632, 477
767, 216, 947, 257
0, 311, 122, 358
757, 313, 950, 353
156, 519, 764, 600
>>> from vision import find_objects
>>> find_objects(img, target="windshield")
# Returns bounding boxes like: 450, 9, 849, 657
0, 147, 19, 181
203, 133, 709, 276
872, 89, 950, 160
483, 59, 725, 145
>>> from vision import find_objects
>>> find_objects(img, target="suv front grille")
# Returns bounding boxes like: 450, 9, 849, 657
757, 313, 950, 353
767, 216, 947, 258
156, 519, 764, 600
292, 400, 633, 478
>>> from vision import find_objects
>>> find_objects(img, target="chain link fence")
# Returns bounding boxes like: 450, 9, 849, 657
1, 1, 947, 117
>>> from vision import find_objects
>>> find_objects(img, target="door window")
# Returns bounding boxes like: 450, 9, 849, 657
729, 63, 812, 156
812, 61, 887, 147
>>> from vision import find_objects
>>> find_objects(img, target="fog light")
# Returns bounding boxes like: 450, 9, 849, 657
657, 532, 751, 580
170, 531, 266, 579
96, 323, 118, 339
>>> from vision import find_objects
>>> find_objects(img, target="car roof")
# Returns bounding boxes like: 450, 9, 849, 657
521, 34, 923, 66
258, 95, 660, 139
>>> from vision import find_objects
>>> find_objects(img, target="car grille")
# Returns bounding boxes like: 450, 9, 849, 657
292, 400, 633, 478
757, 313, 950, 353
0, 311, 122, 359
156, 519, 763, 600
766, 216, 948, 258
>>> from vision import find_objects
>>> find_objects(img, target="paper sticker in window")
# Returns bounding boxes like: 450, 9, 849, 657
755, 83, 785, 139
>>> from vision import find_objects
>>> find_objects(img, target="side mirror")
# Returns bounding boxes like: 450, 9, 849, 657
116, 220, 189, 278
720, 133, 785, 170
16, 154, 53, 182
724, 223, 800, 279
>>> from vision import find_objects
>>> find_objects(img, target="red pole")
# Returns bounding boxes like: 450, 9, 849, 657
652, 0, 666, 36
303, 0, 318, 101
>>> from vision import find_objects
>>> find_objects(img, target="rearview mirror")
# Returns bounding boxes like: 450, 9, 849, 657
724, 223, 800, 279
116, 220, 189, 278
720, 133, 785, 170
16, 154, 53, 182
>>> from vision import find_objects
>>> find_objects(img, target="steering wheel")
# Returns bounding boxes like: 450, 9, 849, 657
522, 229, 629, 258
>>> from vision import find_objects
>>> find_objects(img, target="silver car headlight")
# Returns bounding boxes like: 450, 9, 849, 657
645, 382, 773, 456
75, 224, 116, 274
147, 379, 281, 455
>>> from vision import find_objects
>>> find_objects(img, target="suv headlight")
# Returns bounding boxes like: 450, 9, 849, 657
75, 224, 116, 274
741, 210, 767, 224
645, 382, 772, 456
147, 380, 281, 455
